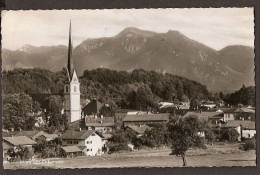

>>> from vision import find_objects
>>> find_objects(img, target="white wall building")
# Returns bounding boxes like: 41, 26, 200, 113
61, 130, 103, 156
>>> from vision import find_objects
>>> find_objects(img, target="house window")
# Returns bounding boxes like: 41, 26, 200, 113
91, 148, 92, 151
73, 141, 78, 144
248, 134, 250, 138
66, 86, 69, 93
74, 86, 77, 92
91, 134, 95, 136
87, 149, 90, 151
87, 141, 92, 144
67, 141, 72, 144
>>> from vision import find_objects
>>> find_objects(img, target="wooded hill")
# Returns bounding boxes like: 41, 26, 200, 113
2, 68, 209, 110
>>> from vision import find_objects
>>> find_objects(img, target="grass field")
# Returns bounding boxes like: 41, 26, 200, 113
4, 143, 256, 169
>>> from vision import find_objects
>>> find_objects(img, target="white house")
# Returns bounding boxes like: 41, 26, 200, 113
224, 120, 256, 141
60, 129, 103, 156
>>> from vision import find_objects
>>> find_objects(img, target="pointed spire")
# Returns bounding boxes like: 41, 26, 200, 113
67, 20, 75, 80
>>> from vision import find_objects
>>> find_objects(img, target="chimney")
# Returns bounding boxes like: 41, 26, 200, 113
101, 115, 103, 119
101, 120, 103, 124
11, 128, 14, 132
95, 115, 97, 119
242, 117, 244, 121
79, 128, 81, 131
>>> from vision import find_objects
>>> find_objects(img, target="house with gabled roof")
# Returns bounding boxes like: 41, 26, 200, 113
223, 120, 256, 141
126, 124, 151, 137
223, 107, 255, 122
60, 129, 103, 156
85, 116, 114, 133
3, 136, 37, 149
122, 113, 170, 127
10, 130, 58, 142
182, 111, 224, 122
82, 99, 103, 118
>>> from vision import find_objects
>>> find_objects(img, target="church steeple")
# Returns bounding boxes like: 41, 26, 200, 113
67, 20, 75, 80
64, 21, 81, 123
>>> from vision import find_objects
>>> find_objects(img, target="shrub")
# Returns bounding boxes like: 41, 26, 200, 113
220, 128, 239, 142
243, 139, 256, 151
7, 146, 34, 162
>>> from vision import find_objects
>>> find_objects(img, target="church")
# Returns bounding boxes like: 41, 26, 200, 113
64, 22, 82, 123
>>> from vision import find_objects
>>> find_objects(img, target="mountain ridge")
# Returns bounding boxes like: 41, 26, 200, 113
2, 27, 254, 91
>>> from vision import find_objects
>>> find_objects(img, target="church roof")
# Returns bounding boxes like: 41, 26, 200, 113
66, 21, 77, 82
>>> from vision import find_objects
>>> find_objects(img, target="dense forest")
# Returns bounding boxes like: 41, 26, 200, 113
2, 68, 209, 110
224, 85, 255, 107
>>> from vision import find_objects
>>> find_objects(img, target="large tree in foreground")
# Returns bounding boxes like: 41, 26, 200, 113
168, 116, 206, 166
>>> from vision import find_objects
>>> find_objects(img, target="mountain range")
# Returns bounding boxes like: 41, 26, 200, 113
1, 27, 255, 92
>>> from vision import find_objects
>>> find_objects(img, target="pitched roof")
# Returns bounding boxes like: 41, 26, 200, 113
123, 113, 170, 122
60, 130, 95, 140
61, 146, 82, 153
11, 130, 41, 138
182, 111, 223, 120
225, 107, 255, 113
85, 117, 114, 127
82, 99, 103, 116
3, 136, 37, 146
127, 124, 151, 134
224, 120, 255, 130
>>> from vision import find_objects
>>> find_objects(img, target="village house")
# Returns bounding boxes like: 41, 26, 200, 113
9, 130, 58, 142
60, 129, 103, 156
182, 111, 223, 123
177, 101, 190, 109
85, 116, 115, 133
223, 120, 256, 141
3, 136, 37, 149
122, 113, 170, 127
223, 107, 255, 122
82, 99, 103, 118
201, 101, 217, 109
126, 124, 151, 137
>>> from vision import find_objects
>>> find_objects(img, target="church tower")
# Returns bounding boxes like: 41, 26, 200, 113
64, 21, 81, 123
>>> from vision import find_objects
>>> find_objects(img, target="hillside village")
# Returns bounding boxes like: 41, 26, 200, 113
2, 24, 256, 165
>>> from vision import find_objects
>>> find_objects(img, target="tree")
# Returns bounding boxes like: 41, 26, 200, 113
168, 116, 207, 166
3, 93, 42, 130
243, 138, 256, 151
220, 128, 239, 142
43, 96, 67, 132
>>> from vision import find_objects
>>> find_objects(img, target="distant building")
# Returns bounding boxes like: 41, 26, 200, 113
126, 124, 151, 137
85, 116, 115, 133
159, 102, 174, 109
122, 113, 170, 127
182, 111, 223, 123
201, 102, 216, 109
60, 130, 103, 156
177, 102, 190, 109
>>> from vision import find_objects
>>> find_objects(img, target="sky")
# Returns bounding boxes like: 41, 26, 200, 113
1, 8, 254, 51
